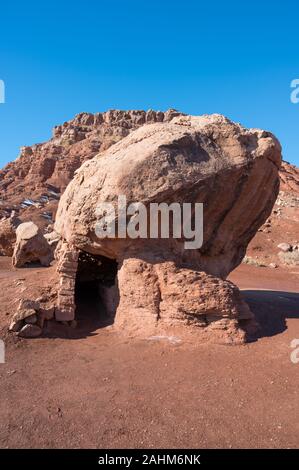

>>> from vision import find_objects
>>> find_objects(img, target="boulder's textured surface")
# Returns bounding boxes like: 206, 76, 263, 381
54, 114, 281, 342
12, 222, 53, 267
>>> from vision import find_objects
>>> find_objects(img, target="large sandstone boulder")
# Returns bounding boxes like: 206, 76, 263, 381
54, 114, 281, 342
12, 221, 53, 268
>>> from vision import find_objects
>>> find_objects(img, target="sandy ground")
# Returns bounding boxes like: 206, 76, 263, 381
0, 258, 298, 449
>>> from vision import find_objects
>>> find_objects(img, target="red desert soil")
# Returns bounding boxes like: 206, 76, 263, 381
0, 257, 298, 449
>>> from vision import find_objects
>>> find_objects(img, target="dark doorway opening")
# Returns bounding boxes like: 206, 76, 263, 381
75, 251, 118, 327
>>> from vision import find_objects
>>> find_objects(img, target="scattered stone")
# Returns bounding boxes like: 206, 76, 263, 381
18, 324, 42, 338
242, 256, 266, 267
269, 263, 278, 269
277, 243, 292, 252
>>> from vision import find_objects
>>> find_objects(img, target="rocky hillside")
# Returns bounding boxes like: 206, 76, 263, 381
246, 160, 299, 267
0, 109, 298, 268
279, 160, 299, 193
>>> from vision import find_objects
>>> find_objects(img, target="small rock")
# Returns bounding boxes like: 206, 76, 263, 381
18, 324, 42, 338
269, 263, 278, 269
277, 243, 291, 252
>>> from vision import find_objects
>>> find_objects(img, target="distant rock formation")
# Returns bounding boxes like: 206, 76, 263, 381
279, 161, 299, 194
0, 109, 182, 227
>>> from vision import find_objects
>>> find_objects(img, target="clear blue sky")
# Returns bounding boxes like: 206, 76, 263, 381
0, 0, 299, 167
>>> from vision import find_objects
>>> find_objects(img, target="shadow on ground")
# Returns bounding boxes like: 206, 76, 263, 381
43, 289, 299, 341
42, 296, 114, 340
242, 290, 299, 340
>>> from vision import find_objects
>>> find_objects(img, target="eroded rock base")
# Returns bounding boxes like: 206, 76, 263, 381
52, 243, 257, 344
115, 258, 257, 344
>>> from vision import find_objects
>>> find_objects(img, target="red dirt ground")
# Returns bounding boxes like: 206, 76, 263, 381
0, 258, 298, 449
